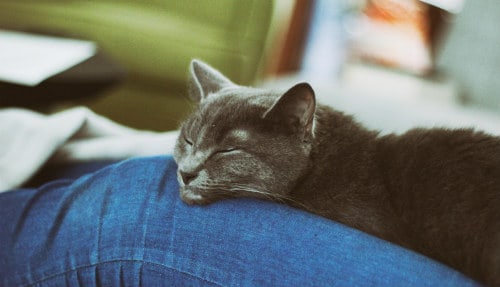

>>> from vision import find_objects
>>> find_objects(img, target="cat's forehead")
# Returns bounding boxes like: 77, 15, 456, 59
197, 87, 277, 119
184, 87, 277, 142
211, 86, 277, 107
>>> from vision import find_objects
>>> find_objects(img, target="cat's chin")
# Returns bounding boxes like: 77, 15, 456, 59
180, 188, 212, 205
180, 189, 204, 205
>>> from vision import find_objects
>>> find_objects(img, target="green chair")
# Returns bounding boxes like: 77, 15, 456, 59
0, 1, 277, 130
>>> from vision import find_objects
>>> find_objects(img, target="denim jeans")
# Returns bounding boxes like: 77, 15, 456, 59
0, 156, 479, 286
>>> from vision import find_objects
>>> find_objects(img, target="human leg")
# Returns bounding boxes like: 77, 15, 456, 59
0, 156, 479, 286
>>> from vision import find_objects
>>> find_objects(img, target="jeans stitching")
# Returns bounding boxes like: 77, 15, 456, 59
24, 259, 224, 287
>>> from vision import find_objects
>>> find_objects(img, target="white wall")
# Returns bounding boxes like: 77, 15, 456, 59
437, 0, 500, 111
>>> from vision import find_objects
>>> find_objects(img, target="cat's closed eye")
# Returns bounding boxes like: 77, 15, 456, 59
184, 137, 193, 146
216, 147, 239, 154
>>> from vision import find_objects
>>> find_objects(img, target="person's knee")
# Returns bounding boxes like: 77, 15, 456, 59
2, 156, 180, 286
49, 156, 180, 255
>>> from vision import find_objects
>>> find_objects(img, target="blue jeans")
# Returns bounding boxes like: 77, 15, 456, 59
0, 156, 479, 286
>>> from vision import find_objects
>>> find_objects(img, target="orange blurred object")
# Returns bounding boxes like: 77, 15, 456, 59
350, 0, 448, 75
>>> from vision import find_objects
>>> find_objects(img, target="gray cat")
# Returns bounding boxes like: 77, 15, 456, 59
174, 60, 500, 286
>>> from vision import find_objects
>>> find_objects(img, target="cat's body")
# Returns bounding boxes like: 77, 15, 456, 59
292, 106, 500, 284
174, 60, 500, 286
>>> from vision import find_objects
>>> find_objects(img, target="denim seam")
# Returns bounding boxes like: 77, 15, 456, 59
23, 259, 224, 287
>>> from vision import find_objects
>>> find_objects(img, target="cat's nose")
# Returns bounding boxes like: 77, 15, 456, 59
179, 170, 197, 185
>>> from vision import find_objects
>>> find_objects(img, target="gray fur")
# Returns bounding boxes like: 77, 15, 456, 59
173, 60, 500, 286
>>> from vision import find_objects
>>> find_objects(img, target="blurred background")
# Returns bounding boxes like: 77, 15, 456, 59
0, 0, 499, 134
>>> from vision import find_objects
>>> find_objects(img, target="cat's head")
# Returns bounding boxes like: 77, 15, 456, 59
174, 60, 316, 205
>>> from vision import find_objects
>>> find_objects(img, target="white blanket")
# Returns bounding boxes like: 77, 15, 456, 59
0, 107, 179, 192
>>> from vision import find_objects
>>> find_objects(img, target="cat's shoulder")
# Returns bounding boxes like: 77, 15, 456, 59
397, 127, 499, 147
378, 127, 500, 164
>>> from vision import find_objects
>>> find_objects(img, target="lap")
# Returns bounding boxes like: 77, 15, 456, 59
0, 156, 478, 286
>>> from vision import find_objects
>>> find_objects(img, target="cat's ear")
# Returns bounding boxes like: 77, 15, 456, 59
263, 83, 316, 134
188, 59, 233, 102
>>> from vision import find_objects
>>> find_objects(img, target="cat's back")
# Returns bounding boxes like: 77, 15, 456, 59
377, 128, 500, 195
376, 128, 500, 285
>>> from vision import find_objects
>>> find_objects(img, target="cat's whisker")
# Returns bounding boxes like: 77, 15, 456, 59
199, 182, 273, 198
231, 186, 284, 203
230, 184, 289, 202
233, 185, 310, 210
197, 182, 309, 210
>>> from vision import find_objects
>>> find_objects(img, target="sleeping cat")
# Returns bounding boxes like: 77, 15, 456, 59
173, 60, 500, 286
